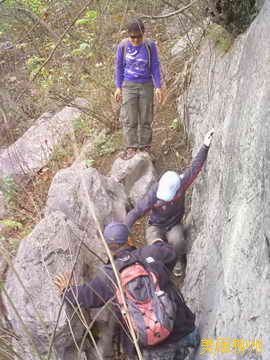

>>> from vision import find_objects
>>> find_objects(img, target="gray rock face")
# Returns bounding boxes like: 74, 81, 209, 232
0, 191, 8, 278
209, 0, 260, 35
0, 98, 88, 179
75, 129, 107, 164
171, 25, 207, 59
46, 165, 127, 232
4, 212, 88, 359
3, 165, 128, 359
0, 191, 6, 219
178, 1, 270, 359
111, 152, 157, 206
0, 41, 13, 51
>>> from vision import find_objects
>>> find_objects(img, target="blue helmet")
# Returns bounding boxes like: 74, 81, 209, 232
103, 222, 129, 245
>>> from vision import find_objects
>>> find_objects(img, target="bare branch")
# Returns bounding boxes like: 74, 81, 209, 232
13, 7, 60, 41
65, 124, 144, 359
82, 241, 107, 265
140, 0, 199, 19
0, 245, 59, 358
31, 0, 93, 82
161, 0, 179, 10
46, 238, 84, 359
2, 287, 44, 360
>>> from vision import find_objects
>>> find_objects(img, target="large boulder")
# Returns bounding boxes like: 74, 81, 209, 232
4, 212, 89, 359
3, 165, 128, 359
111, 152, 157, 206
46, 165, 127, 233
178, 2, 270, 359
0, 98, 88, 179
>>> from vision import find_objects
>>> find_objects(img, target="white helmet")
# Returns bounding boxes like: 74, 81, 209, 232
156, 171, 181, 202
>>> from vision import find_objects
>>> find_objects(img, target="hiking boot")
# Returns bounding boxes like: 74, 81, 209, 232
119, 147, 137, 160
173, 261, 185, 277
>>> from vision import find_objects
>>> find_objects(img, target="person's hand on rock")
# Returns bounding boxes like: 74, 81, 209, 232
204, 128, 214, 147
54, 272, 73, 293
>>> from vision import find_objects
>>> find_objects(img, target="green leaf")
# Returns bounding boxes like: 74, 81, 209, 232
71, 48, 82, 56
0, 219, 23, 230
75, 18, 90, 26
170, 118, 179, 130
75, 10, 97, 26
79, 42, 91, 51
85, 159, 95, 168
71, 43, 91, 57
85, 10, 97, 20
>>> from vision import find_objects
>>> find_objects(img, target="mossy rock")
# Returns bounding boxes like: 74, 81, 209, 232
209, 0, 260, 36
206, 24, 233, 53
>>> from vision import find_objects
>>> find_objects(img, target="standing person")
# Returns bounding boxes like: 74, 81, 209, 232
55, 222, 200, 360
125, 129, 214, 276
115, 18, 162, 160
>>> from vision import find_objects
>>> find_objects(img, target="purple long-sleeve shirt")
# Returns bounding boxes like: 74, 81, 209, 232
115, 39, 161, 88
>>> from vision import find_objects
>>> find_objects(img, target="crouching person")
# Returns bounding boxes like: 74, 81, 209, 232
126, 129, 214, 277
55, 222, 200, 359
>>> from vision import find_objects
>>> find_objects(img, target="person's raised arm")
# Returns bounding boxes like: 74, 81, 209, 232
125, 185, 157, 230
178, 129, 214, 194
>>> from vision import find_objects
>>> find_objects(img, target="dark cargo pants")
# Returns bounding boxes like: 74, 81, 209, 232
145, 223, 188, 275
142, 327, 200, 360
145, 224, 187, 259
121, 80, 154, 148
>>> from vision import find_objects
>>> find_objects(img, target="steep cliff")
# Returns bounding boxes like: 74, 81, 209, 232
179, 1, 270, 359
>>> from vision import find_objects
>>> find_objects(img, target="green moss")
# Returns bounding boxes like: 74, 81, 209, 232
1, 176, 17, 204
210, 0, 259, 35
207, 24, 233, 53
0, 219, 23, 230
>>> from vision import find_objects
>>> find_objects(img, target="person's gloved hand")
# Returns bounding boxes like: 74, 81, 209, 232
54, 272, 73, 293
204, 128, 214, 147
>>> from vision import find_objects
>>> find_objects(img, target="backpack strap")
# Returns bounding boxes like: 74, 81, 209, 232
144, 38, 153, 69
121, 38, 153, 69
120, 38, 129, 67
114, 253, 138, 273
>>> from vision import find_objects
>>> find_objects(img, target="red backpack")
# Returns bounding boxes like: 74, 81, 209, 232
115, 256, 177, 347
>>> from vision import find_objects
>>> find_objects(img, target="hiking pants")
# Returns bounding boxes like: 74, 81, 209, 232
145, 224, 187, 263
142, 327, 200, 360
95, 309, 116, 359
121, 80, 154, 148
